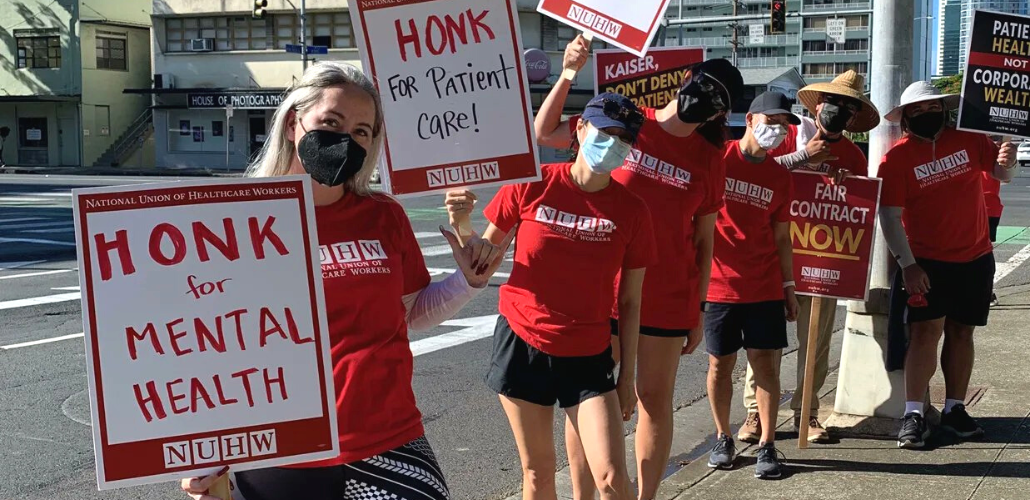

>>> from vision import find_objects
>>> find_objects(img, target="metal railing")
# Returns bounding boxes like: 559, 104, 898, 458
802, 72, 868, 79
736, 56, 799, 68
803, 49, 869, 55
802, 26, 869, 33
679, 34, 799, 47
99, 108, 153, 166
802, 1, 872, 11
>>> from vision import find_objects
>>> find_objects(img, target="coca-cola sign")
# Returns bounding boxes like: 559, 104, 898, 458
524, 48, 551, 83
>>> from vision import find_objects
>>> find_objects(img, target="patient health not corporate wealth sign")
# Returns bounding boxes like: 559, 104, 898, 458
537, 0, 671, 57
958, 9, 1030, 139
788, 172, 882, 301
350, 0, 541, 197
73, 177, 338, 489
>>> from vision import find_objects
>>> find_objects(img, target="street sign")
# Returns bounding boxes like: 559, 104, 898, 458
749, 24, 765, 45
285, 44, 328, 55
285, 44, 302, 54
188, 91, 285, 110
826, 18, 846, 44
791, 104, 806, 115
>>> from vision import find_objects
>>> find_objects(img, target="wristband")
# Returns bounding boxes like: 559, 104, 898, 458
783, 281, 796, 288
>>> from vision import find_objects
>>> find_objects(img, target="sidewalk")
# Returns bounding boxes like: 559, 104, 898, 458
661, 286, 1030, 500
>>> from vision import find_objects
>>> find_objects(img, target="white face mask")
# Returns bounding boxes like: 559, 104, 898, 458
753, 122, 787, 150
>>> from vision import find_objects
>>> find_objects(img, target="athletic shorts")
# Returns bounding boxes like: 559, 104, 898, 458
989, 216, 1001, 243
703, 301, 789, 356
609, 318, 691, 338
897, 252, 995, 327
234, 436, 449, 500
486, 315, 616, 408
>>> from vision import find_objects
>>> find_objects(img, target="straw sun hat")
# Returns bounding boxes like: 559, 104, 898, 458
884, 81, 962, 123
796, 70, 880, 133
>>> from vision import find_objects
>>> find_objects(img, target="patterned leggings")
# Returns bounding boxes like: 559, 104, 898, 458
234, 436, 450, 500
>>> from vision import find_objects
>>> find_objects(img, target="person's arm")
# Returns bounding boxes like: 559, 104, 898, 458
402, 272, 484, 332
683, 213, 716, 354
535, 36, 589, 148
775, 149, 813, 170
879, 206, 931, 295
773, 221, 799, 321
616, 267, 644, 420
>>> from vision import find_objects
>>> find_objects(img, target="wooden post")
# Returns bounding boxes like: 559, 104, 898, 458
560, 32, 594, 81
209, 473, 232, 500
797, 296, 823, 449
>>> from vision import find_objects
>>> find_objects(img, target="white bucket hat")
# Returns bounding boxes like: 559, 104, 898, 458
885, 81, 961, 123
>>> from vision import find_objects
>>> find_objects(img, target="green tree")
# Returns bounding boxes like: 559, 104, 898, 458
933, 73, 963, 94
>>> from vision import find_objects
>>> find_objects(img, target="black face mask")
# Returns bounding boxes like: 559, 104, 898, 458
677, 74, 726, 124
818, 103, 853, 135
297, 129, 367, 187
906, 111, 946, 140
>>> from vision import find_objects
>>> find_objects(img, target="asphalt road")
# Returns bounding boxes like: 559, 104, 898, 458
3, 171, 1030, 500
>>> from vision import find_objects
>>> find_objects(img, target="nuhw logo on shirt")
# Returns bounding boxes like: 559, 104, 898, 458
913, 150, 971, 187
319, 240, 391, 279
724, 177, 774, 210
535, 204, 616, 242
625, 149, 692, 189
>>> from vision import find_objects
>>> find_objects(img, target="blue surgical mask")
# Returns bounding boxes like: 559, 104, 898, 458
581, 127, 631, 173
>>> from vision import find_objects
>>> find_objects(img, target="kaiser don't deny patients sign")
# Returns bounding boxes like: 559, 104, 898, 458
73, 177, 337, 489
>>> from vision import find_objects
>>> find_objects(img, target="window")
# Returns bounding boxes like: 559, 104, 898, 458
97, 33, 127, 70
232, 17, 268, 50
16, 34, 61, 69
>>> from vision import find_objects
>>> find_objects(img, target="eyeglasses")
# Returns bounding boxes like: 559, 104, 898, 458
823, 94, 862, 114
689, 72, 729, 112
589, 98, 645, 131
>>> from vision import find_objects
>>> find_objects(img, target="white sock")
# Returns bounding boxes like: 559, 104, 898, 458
905, 401, 924, 416
944, 398, 964, 414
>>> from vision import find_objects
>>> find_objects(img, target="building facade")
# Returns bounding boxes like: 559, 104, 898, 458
959, 1, 1029, 71
0, 0, 151, 168
937, 0, 963, 76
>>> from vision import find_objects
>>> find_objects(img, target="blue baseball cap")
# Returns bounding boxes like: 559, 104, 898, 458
582, 92, 644, 141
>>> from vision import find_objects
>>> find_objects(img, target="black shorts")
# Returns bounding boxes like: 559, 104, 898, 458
234, 436, 449, 500
609, 318, 690, 338
989, 216, 1001, 242
486, 315, 616, 408
898, 253, 995, 326
703, 301, 789, 356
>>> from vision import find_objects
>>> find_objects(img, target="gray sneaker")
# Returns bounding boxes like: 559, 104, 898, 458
707, 434, 736, 469
754, 442, 784, 479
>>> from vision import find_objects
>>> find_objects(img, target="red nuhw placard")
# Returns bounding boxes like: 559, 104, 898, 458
73, 176, 338, 489
788, 171, 882, 301
349, 0, 541, 197
537, 0, 672, 57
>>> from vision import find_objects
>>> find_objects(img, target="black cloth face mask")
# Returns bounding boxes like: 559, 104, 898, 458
818, 103, 853, 135
297, 129, 367, 187
677, 73, 726, 124
906, 111, 946, 140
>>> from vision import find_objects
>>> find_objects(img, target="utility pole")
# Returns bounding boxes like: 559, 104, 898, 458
831, 0, 915, 426
300, 0, 308, 70
731, 1, 738, 66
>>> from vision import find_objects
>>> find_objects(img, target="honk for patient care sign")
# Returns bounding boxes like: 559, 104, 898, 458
72, 177, 337, 489
350, 0, 541, 197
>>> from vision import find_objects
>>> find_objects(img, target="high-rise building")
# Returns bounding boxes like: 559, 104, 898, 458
937, 0, 963, 76
913, 0, 934, 81
959, 1, 1029, 70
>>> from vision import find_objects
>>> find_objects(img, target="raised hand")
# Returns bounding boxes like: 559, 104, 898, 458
439, 225, 517, 289
563, 34, 590, 73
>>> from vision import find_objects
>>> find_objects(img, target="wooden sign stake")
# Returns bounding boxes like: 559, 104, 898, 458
797, 296, 824, 449
209, 473, 232, 500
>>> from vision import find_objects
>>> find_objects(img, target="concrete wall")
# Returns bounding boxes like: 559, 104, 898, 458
0, 102, 80, 166
153, 0, 351, 16
0, 0, 82, 97
81, 24, 152, 165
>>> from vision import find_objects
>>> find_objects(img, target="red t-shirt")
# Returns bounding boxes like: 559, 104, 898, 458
295, 193, 431, 466
772, 123, 868, 177
982, 171, 1003, 218
708, 141, 794, 303
485, 163, 657, 357
572, 109, 724, 329
878, 128, 999, 263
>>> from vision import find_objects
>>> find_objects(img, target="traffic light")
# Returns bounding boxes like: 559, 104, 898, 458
770, 0, 786, 34
253, 0, 267, 20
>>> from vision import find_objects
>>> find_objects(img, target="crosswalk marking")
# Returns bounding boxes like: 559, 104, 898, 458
0, 292, 81, 311
0, 217, 45, 224
0, 197, 48, 203
0, 261, 45, 271
0, 333, 85, 350
24, 228, 74, 234
0, 269, 76, 280
0, 221, 74, 230
0, 237, 76, 247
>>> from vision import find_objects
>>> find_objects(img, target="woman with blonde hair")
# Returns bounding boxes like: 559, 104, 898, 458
181, 61, 511, 500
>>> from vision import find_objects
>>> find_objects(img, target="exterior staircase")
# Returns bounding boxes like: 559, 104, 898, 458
93, 108, 153, 167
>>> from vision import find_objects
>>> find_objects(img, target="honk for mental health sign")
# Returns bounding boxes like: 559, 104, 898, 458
959, 9, 1030, 139
350, 0, 541, 197
594, 47, 704, 109
73, 177, 337, 489
789, 172, 881, 301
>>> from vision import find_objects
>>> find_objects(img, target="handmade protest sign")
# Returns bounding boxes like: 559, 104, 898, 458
958, 9, 1030, 139
73, 177, 337, 489
350, 0, 541, 197
537, 0, 671, 57
594, 47, 704, 109
788, 172, 881, 301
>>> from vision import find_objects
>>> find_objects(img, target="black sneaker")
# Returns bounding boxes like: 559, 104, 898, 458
754, 442, 784, 479
941, 404, 985, 439
707, 434, 736, 469
897, 412, 930, 449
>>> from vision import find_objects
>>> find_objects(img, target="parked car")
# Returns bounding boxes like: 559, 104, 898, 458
1018, 140, 1030, 167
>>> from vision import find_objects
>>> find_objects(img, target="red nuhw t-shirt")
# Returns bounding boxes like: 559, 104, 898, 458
572, 109, 725, 329
878, 128, 1000, 263
982, 171, 1003, 218
295, 193, 431, 466
708, 141, 794, 303
772, 123, 869, 177
485, 163, 658, 357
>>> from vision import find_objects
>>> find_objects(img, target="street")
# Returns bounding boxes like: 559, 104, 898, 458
3, 172, 1030, 500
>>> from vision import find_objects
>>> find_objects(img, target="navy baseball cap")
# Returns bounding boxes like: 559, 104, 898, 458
582, 92, 645, 141
748, 91, 801, 124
